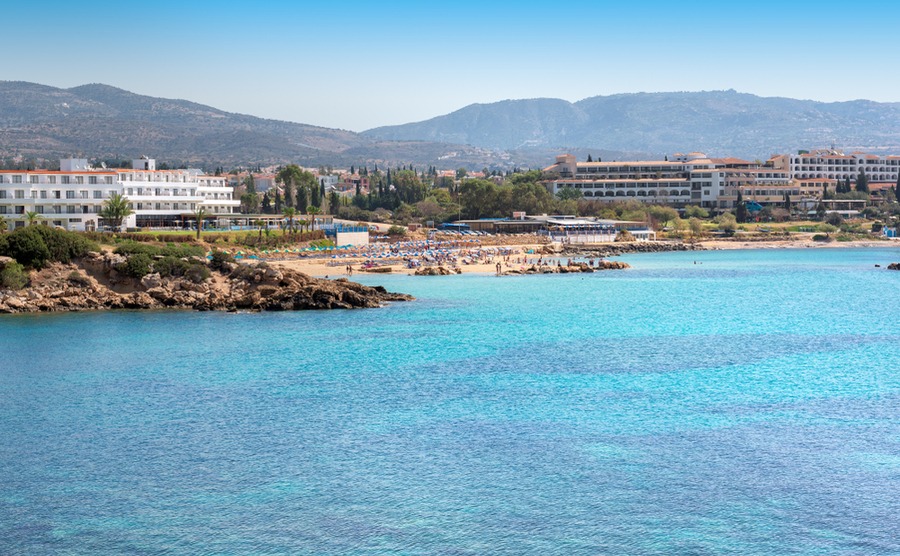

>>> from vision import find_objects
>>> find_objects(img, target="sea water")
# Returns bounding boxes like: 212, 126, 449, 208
1, 248, 898, 555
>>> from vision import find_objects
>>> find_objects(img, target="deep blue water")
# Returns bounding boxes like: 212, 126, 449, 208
1, 248, 899, 555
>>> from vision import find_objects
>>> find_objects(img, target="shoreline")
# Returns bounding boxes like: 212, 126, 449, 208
267, 238, 899, 278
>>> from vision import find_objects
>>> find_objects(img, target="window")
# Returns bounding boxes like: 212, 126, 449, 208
61, 176, 71, 185
66, 191, 76, 199
104, 176, 113, 185
89, 176, 98, 185
12, 175, 22, 184
74, 176, 84, 185
48, 176, 56, 184
15, 190, 24, 199
93, 191, 103, 199
40, 191, 47, 199
0, 191, 5, 199
30, 175, 39, 184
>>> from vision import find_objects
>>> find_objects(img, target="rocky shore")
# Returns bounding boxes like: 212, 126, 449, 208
558, 241, 704, 257
504, 261, 630, 275
0, 252, 412, 314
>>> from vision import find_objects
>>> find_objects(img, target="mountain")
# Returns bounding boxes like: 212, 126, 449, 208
0, 81, 532, 169
363, 91, 900, 159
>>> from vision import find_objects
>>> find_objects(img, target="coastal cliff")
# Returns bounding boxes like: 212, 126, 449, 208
0, 252, 412, 314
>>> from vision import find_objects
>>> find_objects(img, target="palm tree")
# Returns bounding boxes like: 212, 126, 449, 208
282, 207, 297, 237
306, 206, 321, 231
24, 211, 43, 226
192, 206, 208, 240
99, 192, 133, 231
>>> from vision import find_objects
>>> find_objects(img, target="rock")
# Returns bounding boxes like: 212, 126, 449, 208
414, 266, 456, 276
141, 273, 163, 289
888, 263, 900, 270
0, 258, 413, 315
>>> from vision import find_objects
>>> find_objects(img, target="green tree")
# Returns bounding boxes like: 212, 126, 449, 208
684, 205, 709, 219
556, 186, 583, 201
192, 206, 208, 240
856, 171, 869, 193
717, 213, 737, 235
99, 192, 133, 230
306, 206, 321, 231
688, 217, 703, 238
282, 207, 297, 236
735, 191, 749, 223
648, 205, 678, 229
24, 211, 42, 226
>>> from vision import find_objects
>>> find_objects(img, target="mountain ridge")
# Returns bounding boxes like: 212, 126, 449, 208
363, 90, 900, 159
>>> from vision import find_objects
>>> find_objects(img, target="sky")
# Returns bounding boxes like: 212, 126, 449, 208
6, 0, 900, 132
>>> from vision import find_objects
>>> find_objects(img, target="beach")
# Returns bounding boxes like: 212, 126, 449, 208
266, 235, 898, 277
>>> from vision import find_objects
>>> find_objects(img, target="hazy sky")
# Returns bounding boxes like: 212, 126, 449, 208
7, 0, 900, 131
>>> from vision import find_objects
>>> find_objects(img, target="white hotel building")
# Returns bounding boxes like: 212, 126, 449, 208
772, 149, 900, 182
0, 157, 239, 230
544, 153, 792, 210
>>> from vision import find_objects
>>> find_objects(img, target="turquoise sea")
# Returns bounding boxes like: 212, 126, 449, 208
1, 248, 899, 555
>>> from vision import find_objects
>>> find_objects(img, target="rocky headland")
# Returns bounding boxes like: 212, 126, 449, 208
0, 252, 412, 314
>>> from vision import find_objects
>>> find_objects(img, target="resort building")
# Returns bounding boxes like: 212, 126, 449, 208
0, 157, 239, 231
544, 153, 792, 211
772, 149, 900, 183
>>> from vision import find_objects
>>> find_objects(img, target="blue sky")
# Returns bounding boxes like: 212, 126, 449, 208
6, 1, 900, 131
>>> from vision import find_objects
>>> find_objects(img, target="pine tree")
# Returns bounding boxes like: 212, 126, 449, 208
856, 171, 869, 193
587, 154, 593, 162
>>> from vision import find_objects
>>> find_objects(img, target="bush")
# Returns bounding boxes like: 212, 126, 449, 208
32, 226, 98, 263
184, 264, 210, 283
117, 253, 153, 278
68, 270, 92, 286
160, 243, 205, 258
387, 225, 407, 236
2, 227, 52, 268
0, 261, 28, 289
209, 250, 235, 271
114, 241, 162, 258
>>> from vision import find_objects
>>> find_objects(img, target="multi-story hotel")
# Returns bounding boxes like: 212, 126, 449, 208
544, 147, 900, 211
772, 149, 900, 182
544, 153, 792, 210
0, 157, 239, 230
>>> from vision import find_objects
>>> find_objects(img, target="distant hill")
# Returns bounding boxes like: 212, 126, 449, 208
363, 91, 900, 159
0, 81, 543, 169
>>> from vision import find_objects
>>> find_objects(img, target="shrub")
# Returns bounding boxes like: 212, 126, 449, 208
387, 225, 407, 236
0, 261, 28, 290
114, 241, 162, 257
615, 230, 635, 242
184, 264, 210, 283
68, 270, 92, 286
2, 227, 52, 268
209, 250, 235, 271
117, 253, 153, 278
160, 243, 205, 258
32, 226, 98, 263
152, 256, 190, 278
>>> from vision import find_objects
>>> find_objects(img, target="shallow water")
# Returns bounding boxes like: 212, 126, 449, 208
1, 248, 899, 554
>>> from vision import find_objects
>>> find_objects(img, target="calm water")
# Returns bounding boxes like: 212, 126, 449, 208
1, 248, 899, 555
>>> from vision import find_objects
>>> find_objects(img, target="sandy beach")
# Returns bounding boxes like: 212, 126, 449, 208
264, 236, 898, 278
